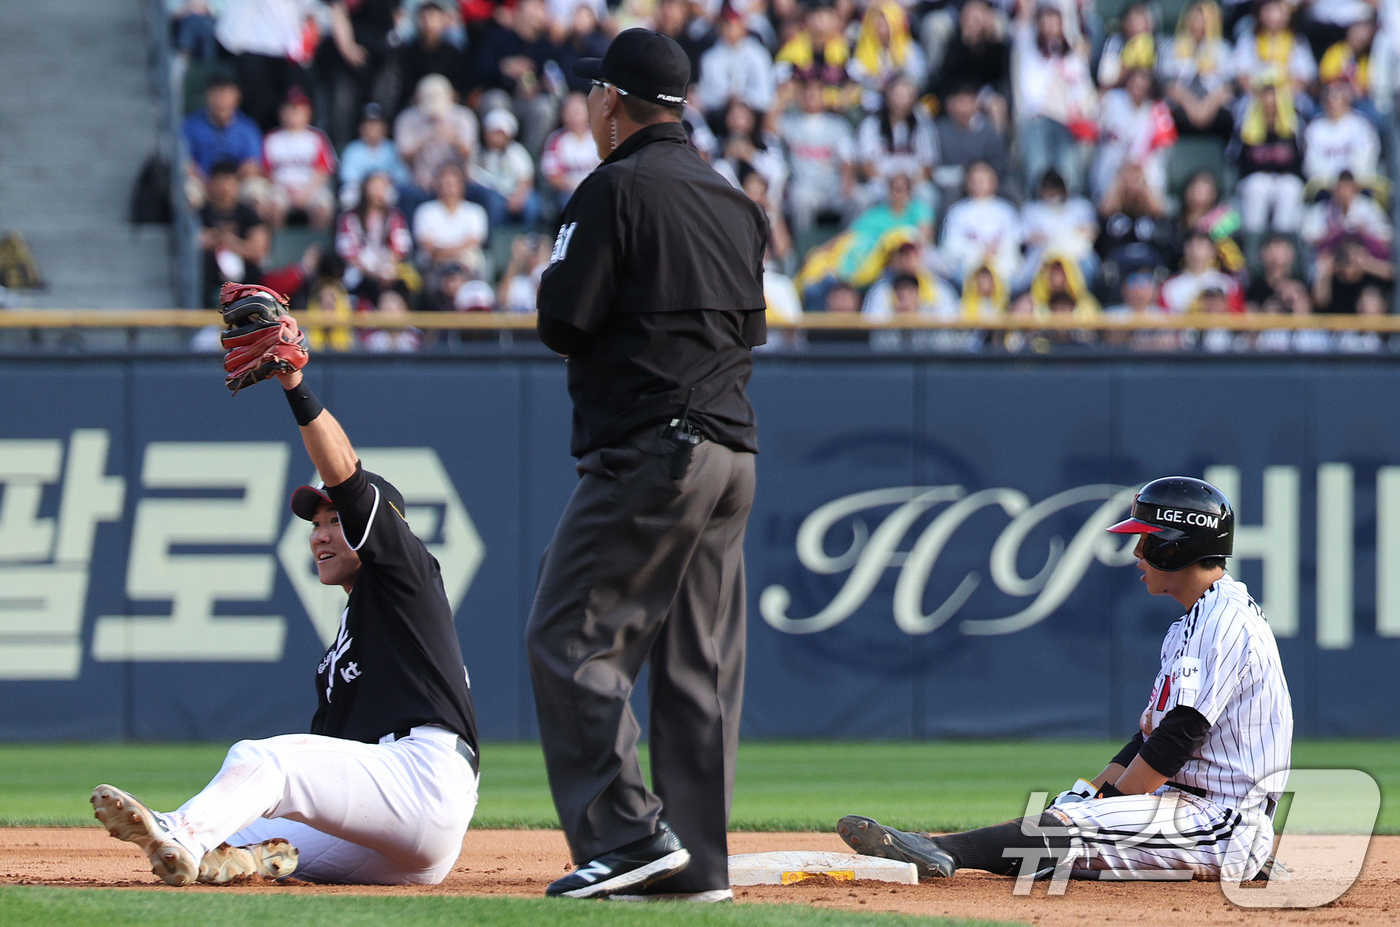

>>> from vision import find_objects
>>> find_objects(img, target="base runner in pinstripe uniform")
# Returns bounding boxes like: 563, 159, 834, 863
839, 477, 1294, 883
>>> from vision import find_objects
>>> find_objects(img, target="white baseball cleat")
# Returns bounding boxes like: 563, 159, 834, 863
198, 839, 299, 884
91, 784, 199, 886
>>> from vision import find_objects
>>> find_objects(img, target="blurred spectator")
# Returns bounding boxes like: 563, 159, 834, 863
740, 166, 796, 275
1019, 168, 1098, 288
395, 74, 479, 208
1104, 265, 1160, 313
932, 0, 1010, 133
413, 162, 490, 275
1028, 252, 1100, 316
213, 0, 317, 132
470, 109, 541, 228
199, 159, 270, 303
497, 233, 552, 312
1319, 12, 1381, 128
849, 0, 928, 111
541, 92, 601, 213
1097, 2, 1155, 90
261, 88, 337, 229
361, 299, 424, 353
1230, 76, 1306, 235
421, 261, 469, 312
696, 4, 775, 122
1234, 0, 1317, 104
320, 0, 401, 150
930, 84, 1008, 207
471, 0, 562, 156
183, 76, 264, 207
1172, 170, 1245, 276
1245, 234, 1306, 311
856, 77, 935, 206
937, 159, 1021, 283
712, 101, 789, 206
1158, 0, 1236, 137
1312, 238, 1394, 314
1302, 81, 1381, 191
555, 5, 612, 95
1299, 0, 1375, 60
775, 3, 856, 111
960, 262, 1009, 319
649, 0, 717, 81
169, 0, 225, 63
781, 78, 857, 235
1011, 0, 1098, 194
1090, 67, 1176, 202
824, 281, 863, 314
397, 1, 471, 112
795, 171, 933, 305
338, 102, 412, 208
1161, 231, 1244, 312
863, 240, 955, 319
1096, 162, 1171, 282
336, 171, 414, 312
1301, 170, 1393, 259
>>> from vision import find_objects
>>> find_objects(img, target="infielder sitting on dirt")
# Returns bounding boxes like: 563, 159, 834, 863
91, 284, 480, 886
840, 477, 1293, 883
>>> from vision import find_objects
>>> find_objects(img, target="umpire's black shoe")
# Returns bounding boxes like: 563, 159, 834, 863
546, 822, 691, 899
837, 814, 957, 879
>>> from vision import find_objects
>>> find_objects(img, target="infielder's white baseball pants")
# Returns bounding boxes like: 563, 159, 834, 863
163, 725, 478, 884
1050, 788, 1273, 881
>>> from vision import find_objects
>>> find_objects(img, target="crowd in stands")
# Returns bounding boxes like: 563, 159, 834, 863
172, 0, 1400, 352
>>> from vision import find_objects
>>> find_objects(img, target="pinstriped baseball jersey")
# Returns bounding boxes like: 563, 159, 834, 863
1143, 573, 1293, 812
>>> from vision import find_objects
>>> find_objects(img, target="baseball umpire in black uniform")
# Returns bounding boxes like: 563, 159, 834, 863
526, 28, 768, 901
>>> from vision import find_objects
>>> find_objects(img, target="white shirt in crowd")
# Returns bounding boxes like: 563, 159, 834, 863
413, 199, 488, 253
780, 111, 856, 192
1020, 195, 1098, 262
1156, 36, 1235, 94
470, 141, 535, 199
938, 195, 1023, 282
1302, 111, 1381, 184
855, 112, 938, 181
215, 0, 321, 61
1160, 269, 1240, 313
1012, 22, 1098, 125
263, 126, 336, 192
1092, 89, 1171, 197
697, 36, 776, 114
1300, 194, 1394, 246
540, 129, 600, 196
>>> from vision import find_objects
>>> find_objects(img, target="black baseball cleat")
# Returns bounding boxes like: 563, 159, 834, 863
837, 814, 957, 879
546, 822, 691, 899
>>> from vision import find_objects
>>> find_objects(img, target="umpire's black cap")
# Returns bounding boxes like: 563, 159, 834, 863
572, 28, 690, 107
291, 471, 406, 522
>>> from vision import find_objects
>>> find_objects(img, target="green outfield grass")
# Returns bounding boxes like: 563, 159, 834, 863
1, 739, 1397, 833
0, 887, 1018, 927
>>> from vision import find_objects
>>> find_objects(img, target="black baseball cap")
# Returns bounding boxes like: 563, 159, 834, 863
291, 471, 406, 522
572, 28, 690, 107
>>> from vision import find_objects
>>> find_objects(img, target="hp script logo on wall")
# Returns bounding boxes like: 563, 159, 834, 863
0, 431, 484, 680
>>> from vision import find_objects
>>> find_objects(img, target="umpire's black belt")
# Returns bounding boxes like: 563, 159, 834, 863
386, 725, 479, 775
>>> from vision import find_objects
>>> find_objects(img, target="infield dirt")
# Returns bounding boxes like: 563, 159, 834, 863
2, 828, 1397, 926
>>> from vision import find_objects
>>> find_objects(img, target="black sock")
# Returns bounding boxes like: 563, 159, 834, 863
932, 814, 1072, 876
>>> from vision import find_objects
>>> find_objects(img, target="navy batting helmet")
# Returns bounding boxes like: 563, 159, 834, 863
1107, 476, 1233, 572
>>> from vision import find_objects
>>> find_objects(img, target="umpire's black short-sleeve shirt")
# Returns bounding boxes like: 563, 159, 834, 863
536, 121, 769, 457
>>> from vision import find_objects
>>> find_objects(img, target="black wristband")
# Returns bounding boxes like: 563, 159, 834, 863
283, 381, 324, 427
1096, 781, 1124, 798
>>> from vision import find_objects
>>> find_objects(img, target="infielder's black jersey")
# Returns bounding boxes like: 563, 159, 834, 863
309, 467, 479, 754
536, 121, 768, 458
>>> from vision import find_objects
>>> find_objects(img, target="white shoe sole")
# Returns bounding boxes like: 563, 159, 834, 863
561, 849, 691, 899
198, 839, 299, 884
91, 784, 198, 886
610, 888, 734, 902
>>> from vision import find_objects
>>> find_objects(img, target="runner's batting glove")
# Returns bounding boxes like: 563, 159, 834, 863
219, 283, 308, 394
1050, 778, 1097, 807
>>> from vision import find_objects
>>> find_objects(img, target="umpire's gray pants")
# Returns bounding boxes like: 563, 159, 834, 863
526, 426, 755, 892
